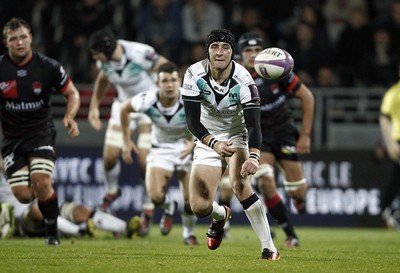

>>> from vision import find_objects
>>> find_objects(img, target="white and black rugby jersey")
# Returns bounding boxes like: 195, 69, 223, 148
0, 52, 70, 138
181, 59, 259, 139
130, 88, 189, 149
97, 40, 160, 102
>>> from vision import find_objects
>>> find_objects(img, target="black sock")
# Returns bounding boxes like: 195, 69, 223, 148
38, 192, 60, 237
265, 194, 297, 238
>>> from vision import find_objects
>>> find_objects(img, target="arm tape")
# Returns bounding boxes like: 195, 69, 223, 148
243, 106, 262, 150
183, 98, 210, 141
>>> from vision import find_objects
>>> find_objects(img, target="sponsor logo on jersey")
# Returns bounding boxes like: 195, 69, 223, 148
260, 95, 286, 111
5, 99, 44, 111
271, 84, 279, 94
32, 82, 42, 95
0, 80, 18, 98
17, 70, 27, 77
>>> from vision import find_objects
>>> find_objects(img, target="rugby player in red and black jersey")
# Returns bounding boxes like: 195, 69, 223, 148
219, 32, 314, 247
0, 18, 80, 245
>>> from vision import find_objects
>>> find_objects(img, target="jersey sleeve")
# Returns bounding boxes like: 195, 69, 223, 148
48, 58, 70, 94
380, 87, 396, 116
280, 72, 302, 97
128, 41, 160, 71
182, 66, 201, 100
240, 71, 260, 106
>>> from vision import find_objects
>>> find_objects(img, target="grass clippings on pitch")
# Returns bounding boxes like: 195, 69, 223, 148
0, 225, 398, 273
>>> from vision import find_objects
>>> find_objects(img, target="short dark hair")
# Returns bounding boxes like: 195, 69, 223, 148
3, 18, 31, 39
157, 61, 179, 75
205, 29, 236, 60
89, 29, 117, 59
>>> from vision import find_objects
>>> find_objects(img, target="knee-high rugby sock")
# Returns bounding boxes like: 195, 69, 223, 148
265, 193, 297, 238
104, 160, 121, 194
38, 191, 59, 237
242, 193, 277, 252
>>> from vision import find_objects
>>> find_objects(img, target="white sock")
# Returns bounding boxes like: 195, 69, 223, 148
104, 160, 121, 194
161, 195, 171, 210
92, 210, 126, 233
181, 211, 197, 238
244, 199, 277, 253
210, 201, 226, 221
57, 216, 80, 236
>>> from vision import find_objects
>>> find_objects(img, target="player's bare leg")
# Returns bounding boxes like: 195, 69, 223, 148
189, 164, 229, 249
146, 166, 177, 236
279, 160, 308, 214
136, 124, 154, 237
29, 158, 60, 246
256, 161, 299, 247
229, 150, 278, 258
178, 170, 198, 245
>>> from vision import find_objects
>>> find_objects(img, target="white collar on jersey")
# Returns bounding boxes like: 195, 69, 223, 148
209, 76, 230, 95
110, 54, 127, 70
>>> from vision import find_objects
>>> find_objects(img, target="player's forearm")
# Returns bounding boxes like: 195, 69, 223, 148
64, 84, 80, 119
243, 107, 262, 150
300, 109, 313, 137
90, 77, 110, 108
379, 114, 394, 145
183, 99, 210, 142
120, 102, 131, 144
300, 88, 314, 136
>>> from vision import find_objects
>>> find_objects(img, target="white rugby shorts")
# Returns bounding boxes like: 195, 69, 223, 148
192, 134, 248, 168
146, 144, 193, 173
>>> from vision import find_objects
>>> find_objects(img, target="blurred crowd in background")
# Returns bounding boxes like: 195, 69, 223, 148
1, 0, 400, 88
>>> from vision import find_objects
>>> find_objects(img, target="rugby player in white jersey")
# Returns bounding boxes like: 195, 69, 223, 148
120, 62, 198, 245
88, 29, 169, 236
181, 29, 279, 260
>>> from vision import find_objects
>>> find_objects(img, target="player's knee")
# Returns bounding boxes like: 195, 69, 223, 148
257, 176, 277, 197
190, 203, 211, 218
151, 194, 165, 207
103, 157, 120, 170
30, 174, 52, 190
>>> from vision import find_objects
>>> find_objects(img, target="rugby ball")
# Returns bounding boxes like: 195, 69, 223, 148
254, 47, 294, 80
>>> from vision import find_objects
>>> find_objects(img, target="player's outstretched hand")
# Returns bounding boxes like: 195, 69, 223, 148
88, 107, 102, 131
63, 117, 79, 138
240, 158, 259, 178
122, 140, 139, 164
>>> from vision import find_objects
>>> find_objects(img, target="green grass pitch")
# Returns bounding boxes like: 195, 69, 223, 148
0, 225, 399, 273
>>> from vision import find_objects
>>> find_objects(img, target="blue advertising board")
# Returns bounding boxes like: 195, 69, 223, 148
54, 147, 391, 227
